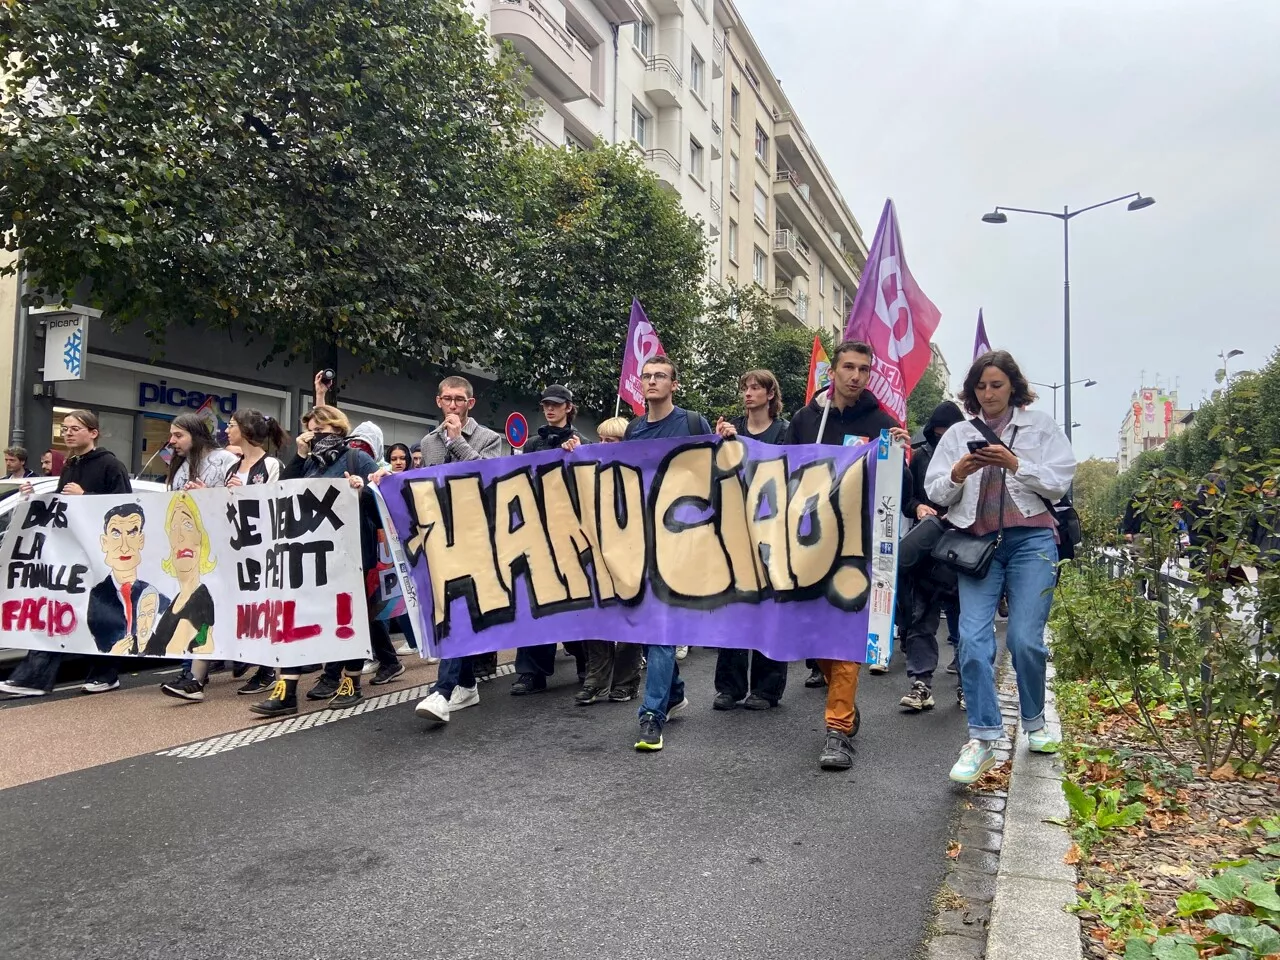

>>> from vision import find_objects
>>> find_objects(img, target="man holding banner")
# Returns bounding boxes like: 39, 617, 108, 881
626, 354, 710, 752
787, 341, 914, 770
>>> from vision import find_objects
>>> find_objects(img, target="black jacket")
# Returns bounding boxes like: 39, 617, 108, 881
523, 424, 580, 454
787, 391, 916, 518
910, 402, 966, 513
56, 448, 132, 496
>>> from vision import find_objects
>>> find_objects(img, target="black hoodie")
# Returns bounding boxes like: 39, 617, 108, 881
910, 401, 965, 513
787, 390, 917, 517
523, 423, 580, 454
56, 447, 132, 496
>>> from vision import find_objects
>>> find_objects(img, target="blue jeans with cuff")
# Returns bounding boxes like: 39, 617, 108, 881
956, 527, 1058, 741
638, 644, 685, 729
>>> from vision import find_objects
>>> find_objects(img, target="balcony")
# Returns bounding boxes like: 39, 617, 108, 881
710, 118, 722, 159
650, 0, 683, 14
772, 286, 809, 327
491, 0, 592, 103
593, 0, 643, 21
709, 188, 722, 235
644, 147, 681, 191
773, 228, 810, 277
774, 168, 860, 291
644, 56, 683, 108
712, 33, 724, 78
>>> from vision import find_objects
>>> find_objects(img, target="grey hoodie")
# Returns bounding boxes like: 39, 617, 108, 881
349, 420, 387, 467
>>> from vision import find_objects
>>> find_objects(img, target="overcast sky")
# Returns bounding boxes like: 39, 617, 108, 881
734, 0, 1280, 460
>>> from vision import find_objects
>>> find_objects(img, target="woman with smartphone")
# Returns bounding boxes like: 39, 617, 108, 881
924, 350, 1076, 784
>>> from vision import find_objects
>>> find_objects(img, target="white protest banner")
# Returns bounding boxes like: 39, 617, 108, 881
0, 480, 372, 667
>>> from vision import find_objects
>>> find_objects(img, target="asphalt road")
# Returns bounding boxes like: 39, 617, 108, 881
0, 650, 969, 960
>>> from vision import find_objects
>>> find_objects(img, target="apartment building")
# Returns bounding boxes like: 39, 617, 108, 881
470, 0, 721, 267
713, 0, 868, 336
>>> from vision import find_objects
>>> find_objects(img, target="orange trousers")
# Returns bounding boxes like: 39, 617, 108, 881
818, 659, 861, 735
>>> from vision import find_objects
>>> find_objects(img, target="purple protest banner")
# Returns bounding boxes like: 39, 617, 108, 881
375, 434, 903, 663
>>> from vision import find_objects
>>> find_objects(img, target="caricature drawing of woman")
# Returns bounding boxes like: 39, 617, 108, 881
144, 493, 217, 657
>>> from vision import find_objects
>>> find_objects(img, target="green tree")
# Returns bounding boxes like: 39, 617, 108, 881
0, 0, 529, 368
488, 143, 707, 416
906, 355, 949, 432
1072, 457, 1120, 544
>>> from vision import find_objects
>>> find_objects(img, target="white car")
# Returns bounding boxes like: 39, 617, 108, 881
0, 476, 167, 665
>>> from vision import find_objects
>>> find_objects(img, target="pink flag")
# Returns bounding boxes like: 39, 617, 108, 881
974, 309, 992, 359
617, 298, 666, 416
843, 200, 942, 425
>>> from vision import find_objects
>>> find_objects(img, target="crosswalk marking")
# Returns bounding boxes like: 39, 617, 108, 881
155, 664, 516, 760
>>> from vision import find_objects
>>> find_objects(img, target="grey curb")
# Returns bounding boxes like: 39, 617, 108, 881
985, 662, 1082, 960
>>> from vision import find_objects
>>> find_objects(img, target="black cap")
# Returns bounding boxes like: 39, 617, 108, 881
540, 385, 573, 404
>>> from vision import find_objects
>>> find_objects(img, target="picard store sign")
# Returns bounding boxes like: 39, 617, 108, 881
138, 379, 238, 415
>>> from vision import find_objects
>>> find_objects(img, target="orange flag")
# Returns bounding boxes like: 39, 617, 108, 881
805, 336, 831, 404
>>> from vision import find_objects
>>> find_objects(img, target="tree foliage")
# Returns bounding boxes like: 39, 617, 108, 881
486, 142, 707, 415
0, 0, 530, 367
905, 355, 949, 433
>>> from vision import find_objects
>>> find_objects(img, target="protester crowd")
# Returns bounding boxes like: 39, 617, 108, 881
0, 343, 1079, 785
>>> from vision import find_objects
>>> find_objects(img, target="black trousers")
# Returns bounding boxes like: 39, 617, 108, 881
514, 642, 587, 678
714, 648, 788, 703
321, 617, 397, 682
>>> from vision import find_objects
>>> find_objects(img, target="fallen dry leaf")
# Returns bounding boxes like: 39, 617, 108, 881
1064, 843, 1081, 865
946, 841, 962, 859
1211, 763, 1239, 782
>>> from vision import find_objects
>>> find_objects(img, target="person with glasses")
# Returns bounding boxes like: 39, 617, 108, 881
624, 356, 711, 752
1, 410, 132, 698
408, 375, 503, 726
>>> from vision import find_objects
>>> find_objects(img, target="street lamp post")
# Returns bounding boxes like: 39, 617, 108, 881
1030, 378, 1097, 423
982, 193, 1155, 442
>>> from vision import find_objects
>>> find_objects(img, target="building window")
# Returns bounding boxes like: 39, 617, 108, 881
753, 246, 767, 286
728, 153, 740, 194
753, 183, 768, 225
631, 105, 648, 148
744, 63, 759, 89
832, 283, 842, 311
730, 86, 741, 127
633, 18, 653, 57
754, 123, 769, 164
689, 138, 704, 182
728, 219, 739, 264
690, 49, 704, 99
818, 261, 825, 295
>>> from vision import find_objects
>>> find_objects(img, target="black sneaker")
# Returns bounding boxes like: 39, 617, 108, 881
327, 676, 364, 710
899, 680, 936, 712
160, 676, 206, 702
575, 686, 609, 706
712, 692, 739, 711
473, 653, 499, 679
231, 662, 251, 680
635, 713, 663, 751
945, 657, 959, 675
510, 673, 547, 696
957, 687, 967, 712
306, 676, 340, 701
804, 667, 827, 688
249, 681, 297, 718
237, 668, 276, 696
744, 693, 775, 711
818, 728, 855, 770
371, 662, 406, 686
608, 688, 635, 703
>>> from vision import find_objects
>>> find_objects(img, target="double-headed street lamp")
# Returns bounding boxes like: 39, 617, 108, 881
1031, 378, 1097, 423
981, 192, 1156, 443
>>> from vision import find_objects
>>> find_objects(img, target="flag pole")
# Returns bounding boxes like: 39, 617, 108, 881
614, 396, 621, 418
816, 383, 832, 442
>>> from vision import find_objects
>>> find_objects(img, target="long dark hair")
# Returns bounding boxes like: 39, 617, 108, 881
387, 442, 411, 471
740, 368, 783, 420
231, 408, 288, 452
166, 414, 219, 488
960, 350, 1038, 416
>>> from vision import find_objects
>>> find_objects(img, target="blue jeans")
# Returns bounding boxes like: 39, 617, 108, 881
956, 527, 1058, 741
432, 657, 475, 698
639, 644, 684, 728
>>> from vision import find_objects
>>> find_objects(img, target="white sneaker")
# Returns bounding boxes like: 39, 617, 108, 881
361, 660, 378, 676
675, 646, 689, 661
0, 681, 47, 697
425, 656, 441, 665
415, 691, 451, 723
82, 679, 121, 694
666, 697, 690, 720
448, 685, 479, 710
393, 640, 414, 657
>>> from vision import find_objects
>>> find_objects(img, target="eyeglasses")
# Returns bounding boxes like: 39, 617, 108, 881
438, 395, 470, 404
640, 372, 671, 382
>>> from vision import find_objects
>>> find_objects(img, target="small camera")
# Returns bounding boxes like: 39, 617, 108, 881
319, 368, 336, 386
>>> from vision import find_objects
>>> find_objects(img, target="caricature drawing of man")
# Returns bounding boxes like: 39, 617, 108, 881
88, 503, 169, 656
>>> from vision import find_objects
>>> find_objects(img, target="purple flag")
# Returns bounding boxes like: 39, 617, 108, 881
376, 435, 902, 663
843, 200, 942, 425
974, 309, 992, 359
616, 298, 665, 417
